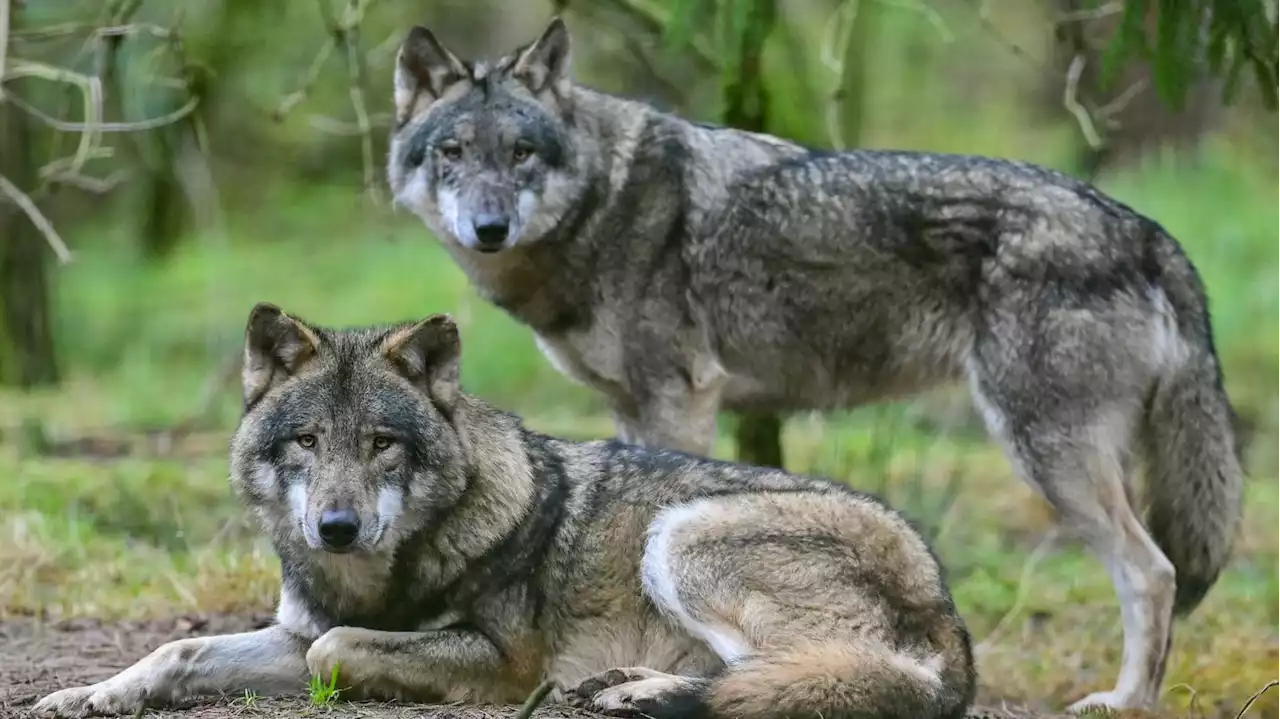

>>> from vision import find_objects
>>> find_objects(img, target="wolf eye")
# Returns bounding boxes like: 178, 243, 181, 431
512, 143, 533, 163
440, 143, 462, 161
372, 436, 394, 451
297, 434, 317, 449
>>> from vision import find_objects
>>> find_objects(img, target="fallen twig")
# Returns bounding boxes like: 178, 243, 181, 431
513, 681, 558, 719
1236, 680, 1278, 719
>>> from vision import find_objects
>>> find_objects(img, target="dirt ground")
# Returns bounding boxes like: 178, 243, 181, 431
1, 613, 1086, 719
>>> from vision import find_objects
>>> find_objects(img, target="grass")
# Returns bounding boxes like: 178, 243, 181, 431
1, 52, 1276, 719
309, 665, 344, 708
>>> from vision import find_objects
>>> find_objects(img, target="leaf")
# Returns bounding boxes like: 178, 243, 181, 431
1099, 0, 1150, 91
1205, 20, 1230, 74
1250, 53, 1279, 109
1152, 0, 1185, 109
1221, 49, 1248, 105
662, 0, 712, 53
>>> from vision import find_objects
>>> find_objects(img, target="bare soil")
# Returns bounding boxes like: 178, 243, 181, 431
0, 613, 1088, 719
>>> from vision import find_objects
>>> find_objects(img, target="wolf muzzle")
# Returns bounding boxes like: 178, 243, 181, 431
472, 213, 511, 253
318, 508, 360, 552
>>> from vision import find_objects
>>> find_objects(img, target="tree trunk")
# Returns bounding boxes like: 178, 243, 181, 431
0, 8, 59, 387
719, 0, 787, 470
721, 0, 880, 470
137, 135, 191, 261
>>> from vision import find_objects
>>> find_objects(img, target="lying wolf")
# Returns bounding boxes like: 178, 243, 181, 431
33, 303, 976, 719
384, 16, 1245, 712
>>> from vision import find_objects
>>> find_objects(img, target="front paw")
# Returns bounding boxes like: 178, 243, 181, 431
305, 627, 384, 701
31, 682, 144, 718
305, 627, 358, 681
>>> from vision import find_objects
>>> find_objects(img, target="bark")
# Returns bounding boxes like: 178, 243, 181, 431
0, 5, 59, 388
719, 0, 787, 470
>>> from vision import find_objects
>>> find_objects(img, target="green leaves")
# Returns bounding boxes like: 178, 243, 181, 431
662, 0, 766, 80
662, 0, 714, 55
1097, 0, 1278, 110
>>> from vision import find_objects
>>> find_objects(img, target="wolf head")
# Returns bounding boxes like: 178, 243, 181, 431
229, 303, 470, 556
386, 17, 590, 254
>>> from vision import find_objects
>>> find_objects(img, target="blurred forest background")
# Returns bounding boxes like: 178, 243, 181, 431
0, 0, 1277, 716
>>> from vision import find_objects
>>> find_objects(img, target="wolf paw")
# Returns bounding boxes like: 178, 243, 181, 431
31, 683, 144, 718
564, 667, 663, 708
1067, 689, 1148, 714
565, 668, 699, 717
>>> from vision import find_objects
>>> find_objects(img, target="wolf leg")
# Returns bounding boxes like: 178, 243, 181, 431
732, 412, 785, 469
614, 352, 728, 458
32, 625, 309, 718
967, 361, 1175, 711
304, 625, 530, 704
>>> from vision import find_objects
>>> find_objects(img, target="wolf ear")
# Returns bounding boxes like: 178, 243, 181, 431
512, 17, 572, 97
381, 314, 462, 416
242, 303, 321, 410
395, 26, 469, 123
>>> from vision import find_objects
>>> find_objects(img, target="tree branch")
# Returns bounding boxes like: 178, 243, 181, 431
1, 58, 103, 185
0, 0, 10, 102
0, 172, 74, 264
1063, 54, 1103, 149
338, 0, 380, 202
562, 0, 720, 73
0, 0, 202, 259
4, 90, 198, 133
272, 40, 335, 121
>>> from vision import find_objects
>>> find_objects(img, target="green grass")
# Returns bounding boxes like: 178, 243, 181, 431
309, 664, 344, 708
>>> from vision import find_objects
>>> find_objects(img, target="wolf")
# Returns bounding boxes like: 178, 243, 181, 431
383, 16, 1245, 713
32, 303, 977, 719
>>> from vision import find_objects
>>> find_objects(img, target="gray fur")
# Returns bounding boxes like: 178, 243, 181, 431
386, 17, 1245, 713
33, 304, 975, 719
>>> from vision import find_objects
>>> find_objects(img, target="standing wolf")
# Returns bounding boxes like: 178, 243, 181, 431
33, 304, 975, 719
384, 16, 1244, 713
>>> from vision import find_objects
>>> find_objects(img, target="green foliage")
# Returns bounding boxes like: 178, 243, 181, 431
308, 663, 343, 707
665, 0, 1278, 116
1097, 0, 1279, 109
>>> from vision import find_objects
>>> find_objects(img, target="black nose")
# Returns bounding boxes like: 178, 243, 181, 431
317, 509, 360, 550
472, 214, 510, 250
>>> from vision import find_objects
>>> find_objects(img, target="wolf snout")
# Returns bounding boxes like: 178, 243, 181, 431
318, 508, 360, 551
472, 214, 511, 252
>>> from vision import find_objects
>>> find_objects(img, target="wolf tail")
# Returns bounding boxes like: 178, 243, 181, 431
643, 641, 974, 719
1144, 227, 1246, 615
